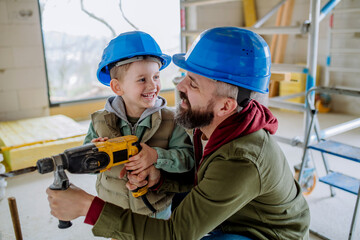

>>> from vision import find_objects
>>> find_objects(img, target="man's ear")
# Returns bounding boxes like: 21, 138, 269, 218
110, 79, 124, 96
217, 97, 238, 117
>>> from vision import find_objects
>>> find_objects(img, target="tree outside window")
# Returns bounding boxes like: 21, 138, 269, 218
39, 0, 180, 105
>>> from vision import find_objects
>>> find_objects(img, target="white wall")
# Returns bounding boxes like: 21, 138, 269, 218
0, 0, 359, 121
0, 0, 48, 121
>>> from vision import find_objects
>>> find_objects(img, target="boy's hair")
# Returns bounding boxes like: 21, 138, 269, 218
110, 63, 131, 81
214, 80, 268, 111
109, 56, 161, 81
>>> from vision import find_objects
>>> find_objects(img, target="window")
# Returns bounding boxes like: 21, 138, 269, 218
38, 0, 180, 105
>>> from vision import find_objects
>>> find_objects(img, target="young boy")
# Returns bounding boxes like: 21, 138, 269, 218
84, 31, 194, 220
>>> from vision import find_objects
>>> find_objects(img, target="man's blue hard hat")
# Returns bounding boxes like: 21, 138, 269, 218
97, 31, 171, 86
173, 27, 271, 93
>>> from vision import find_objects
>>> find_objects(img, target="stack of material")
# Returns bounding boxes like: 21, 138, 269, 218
0, 115, 86, 171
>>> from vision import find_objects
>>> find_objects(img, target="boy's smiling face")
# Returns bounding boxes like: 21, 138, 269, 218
110, 60, 161, 118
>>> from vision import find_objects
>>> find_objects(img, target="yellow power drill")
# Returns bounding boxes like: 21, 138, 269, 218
0, 135, 156, 229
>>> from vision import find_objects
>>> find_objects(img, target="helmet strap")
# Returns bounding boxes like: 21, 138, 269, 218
236, 87, 252, 107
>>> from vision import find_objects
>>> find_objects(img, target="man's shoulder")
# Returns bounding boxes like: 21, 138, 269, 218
216, 129, 277, 162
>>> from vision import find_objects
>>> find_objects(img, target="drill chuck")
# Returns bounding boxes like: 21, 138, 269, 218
37, 157, 55, 174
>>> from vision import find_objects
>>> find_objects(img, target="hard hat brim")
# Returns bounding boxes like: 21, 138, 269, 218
97, 53, 171, 86
173, 53, 269, 94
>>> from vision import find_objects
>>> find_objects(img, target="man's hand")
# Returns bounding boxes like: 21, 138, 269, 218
46, 184, 95, 221
126, 165, 161, 191
125, 143, 158, 175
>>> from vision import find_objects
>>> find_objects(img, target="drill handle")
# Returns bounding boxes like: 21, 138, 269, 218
50, 155, 72, 229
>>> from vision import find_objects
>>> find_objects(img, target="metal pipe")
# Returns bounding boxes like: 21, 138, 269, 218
271, 63, 307, 73
268, 99, 305, 112
333, 8, 360, 14
306, 87, 360, 141
319, 118, 360, 139
249, 26, 305, 34
253, 0, 288, 28
181, 0, 240, 7
331, 28, 360, 34
272, 135, 304, 147
302, 0, 321, 175
181, 25, 306, 37
328, 67, 360, 73
348, 185, 360, 240
319, 0, 341, 22
270, 92, 305, 101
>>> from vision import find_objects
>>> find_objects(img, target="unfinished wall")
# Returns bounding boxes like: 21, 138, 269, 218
0, 0, 48, 121
0, 0, 359, 121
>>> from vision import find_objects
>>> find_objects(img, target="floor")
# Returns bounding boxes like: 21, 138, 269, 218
0, 108, 359, 240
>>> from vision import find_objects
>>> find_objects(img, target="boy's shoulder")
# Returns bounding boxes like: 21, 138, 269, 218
160, 107, 176, 120
90, 109, 116, 124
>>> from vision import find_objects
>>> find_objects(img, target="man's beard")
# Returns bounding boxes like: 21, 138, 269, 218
175, 91, 215, 129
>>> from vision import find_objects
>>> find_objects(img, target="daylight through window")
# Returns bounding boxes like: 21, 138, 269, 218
38, 0, 180, 105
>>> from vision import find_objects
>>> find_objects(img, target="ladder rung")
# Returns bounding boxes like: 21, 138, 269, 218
181, 0, 241, 7
332, 8, 360, 14
330, 48, 360, 54
319, 172, 360, 195
248, 26, 303, 35
328, 67, 360, 73
271, 63, 307, 73
181, 26, 304, 37
331, 29, 360, 34
308, 140, 360, 163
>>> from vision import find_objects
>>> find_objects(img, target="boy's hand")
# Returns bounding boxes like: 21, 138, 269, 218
91, 137, 111, 170
91, 137, 109, 143
125, 143, 158, 175
126, 165, 161, 190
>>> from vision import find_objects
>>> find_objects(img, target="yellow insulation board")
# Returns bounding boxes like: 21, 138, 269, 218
0, 115, 86, 171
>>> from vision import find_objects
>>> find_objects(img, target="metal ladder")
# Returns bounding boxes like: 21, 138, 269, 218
298, 86, 360, 240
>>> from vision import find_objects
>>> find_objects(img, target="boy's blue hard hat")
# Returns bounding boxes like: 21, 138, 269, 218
172, 27, 271, 93
97, 31, 171, 86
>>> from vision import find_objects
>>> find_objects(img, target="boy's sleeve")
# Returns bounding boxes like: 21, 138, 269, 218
83, 122, 99, 144
153, 125, 194, 173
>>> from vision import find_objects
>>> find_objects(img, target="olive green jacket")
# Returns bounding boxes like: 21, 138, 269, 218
91, 129, 310, 240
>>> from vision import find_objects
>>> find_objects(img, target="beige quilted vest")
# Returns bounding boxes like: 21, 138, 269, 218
91, 108, 175, 215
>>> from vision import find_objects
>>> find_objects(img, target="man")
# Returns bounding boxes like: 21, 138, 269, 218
47, 27, 310, 240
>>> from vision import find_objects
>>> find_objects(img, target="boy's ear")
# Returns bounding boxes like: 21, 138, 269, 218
110, 79, 124, 96
217, 97, 238, 117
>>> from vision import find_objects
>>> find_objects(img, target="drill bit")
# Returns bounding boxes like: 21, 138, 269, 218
0, 166, 37, 178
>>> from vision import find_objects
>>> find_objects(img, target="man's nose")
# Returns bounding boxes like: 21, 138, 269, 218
176, 76, 187, 92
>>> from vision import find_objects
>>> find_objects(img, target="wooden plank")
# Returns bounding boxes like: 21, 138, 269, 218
242, 0, 257, 27
270, 4, 284, 61
269, 72, 292, 97
274, 0, 295, 63
270, 72, 292, 82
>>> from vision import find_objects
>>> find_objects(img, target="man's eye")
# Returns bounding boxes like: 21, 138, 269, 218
138, 78, 146, 82
190, 82, 197, 88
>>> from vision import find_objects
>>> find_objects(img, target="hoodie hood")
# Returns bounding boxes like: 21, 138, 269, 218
194, 100, 278, 159
104, 95, 167, 124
